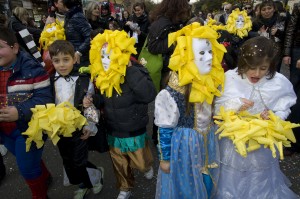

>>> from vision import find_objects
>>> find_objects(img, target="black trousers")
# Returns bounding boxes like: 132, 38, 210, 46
288, 85, 300, 152
57, 131, 93, 188
0, 155, 5, 183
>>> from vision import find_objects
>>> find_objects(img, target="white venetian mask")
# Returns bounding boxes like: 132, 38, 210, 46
192, 38, 213, 75
236, 15, 245, 29
101, 43, 111, 71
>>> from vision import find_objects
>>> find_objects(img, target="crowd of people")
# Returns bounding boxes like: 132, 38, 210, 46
0, 0, 300, 199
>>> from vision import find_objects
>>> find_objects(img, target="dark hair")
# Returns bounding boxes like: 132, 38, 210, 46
91, 28, 104, 39
150, 0, 191, 23
133, 2, 146, 12
0, 13, 7, 27
63, 0, 82, 9
48, 40, 75, 58
187, 17, 204, 25
0, 27, 18, 46
238, 36, 278, 79
260, 0, 277, 12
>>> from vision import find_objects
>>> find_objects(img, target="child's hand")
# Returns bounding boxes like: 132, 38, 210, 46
270, 27, 278, 36
239, 98, 254, 111
160, 161, 170, 173
260, 109, 270, 120
0, 106, 18, 122
83, 96, 93, 108
81, 128, 91, 140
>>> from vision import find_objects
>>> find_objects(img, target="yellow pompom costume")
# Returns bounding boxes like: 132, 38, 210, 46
226, 8, 252, 38
214, 107, 300, 160
22, 102, 87, 152
39, 20, 65, 50
206, 18, 226, 32
168, 22, 227, 104
89, 30, 137, 98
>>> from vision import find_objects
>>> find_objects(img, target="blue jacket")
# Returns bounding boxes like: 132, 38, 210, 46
65, 6, 92, 68
6, 51, 53, 132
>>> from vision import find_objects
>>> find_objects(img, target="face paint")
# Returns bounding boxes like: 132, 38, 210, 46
236, 15, 245, 29
101, 43, 111, 71
192, 38, 213, 75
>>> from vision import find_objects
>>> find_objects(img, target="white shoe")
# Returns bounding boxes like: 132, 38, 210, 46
0, 145, 7, 156
117, 191, 131, 199
73, 188, 89, 199
63, 168, 71, 187
92, 167, 104, 194
144, 166, 154, 180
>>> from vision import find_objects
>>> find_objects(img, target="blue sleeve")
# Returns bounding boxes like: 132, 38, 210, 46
157, 127, 173, 161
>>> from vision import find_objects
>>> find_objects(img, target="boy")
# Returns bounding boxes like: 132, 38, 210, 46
48, 40, 104, 199
0, 27, 53, 198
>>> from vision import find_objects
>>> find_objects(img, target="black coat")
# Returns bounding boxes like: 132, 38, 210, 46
147, 16, 185, 71
103, 63, 156, 138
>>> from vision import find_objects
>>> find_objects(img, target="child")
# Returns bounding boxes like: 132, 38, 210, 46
89, 29, 156, 199
217, 8, 252, 71
0, 27, 53, 198
154, 23, 226, 199
214, 36, 299, 198
48, 40, 104, 199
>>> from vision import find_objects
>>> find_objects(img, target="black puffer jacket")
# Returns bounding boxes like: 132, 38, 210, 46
103, 63, 156, 138
64, 6, 92, 68
283, 4, 300, 56
147, 16, 185, 71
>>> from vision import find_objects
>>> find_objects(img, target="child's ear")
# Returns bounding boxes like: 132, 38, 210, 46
73, 54, 77, 64
12, 43, 19, 54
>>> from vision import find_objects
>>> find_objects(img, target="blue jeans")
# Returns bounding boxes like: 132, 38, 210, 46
0, 129, 44, 180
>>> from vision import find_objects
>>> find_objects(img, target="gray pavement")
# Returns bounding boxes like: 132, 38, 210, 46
0, 139, 159, 199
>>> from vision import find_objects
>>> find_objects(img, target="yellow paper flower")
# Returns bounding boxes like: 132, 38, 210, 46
39, 19, 65, 50
168, 22, 227, 104
22, 102, 87, 152
89, 29, 137, 98
214, 107, 300, 160
226, 8, 252, 38
206, 18, 226, 32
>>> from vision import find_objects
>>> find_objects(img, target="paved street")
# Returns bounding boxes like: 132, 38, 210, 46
0, 139, 159, 199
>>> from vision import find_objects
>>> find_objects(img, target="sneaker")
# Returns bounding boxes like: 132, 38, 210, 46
63, 168, 71, 187
92, 167, 104, 194
73, 188, 89, 199
117, 191, 131, 199
144, 166, 154, 180
0, 145, 7, 156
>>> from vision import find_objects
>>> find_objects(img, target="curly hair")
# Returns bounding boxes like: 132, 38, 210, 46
150, 0, 191, 23
238, 36, 278, 79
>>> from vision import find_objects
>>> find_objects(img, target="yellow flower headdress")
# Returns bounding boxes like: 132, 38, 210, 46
168, 22, 227, 104
226, 9, 252, 38
39, 20, 65, 50
89, 29, 137, 97
206, 18, 226, 32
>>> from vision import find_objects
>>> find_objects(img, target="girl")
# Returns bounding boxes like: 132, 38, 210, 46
214, 36, 298, 198
154, 23, 226, 199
